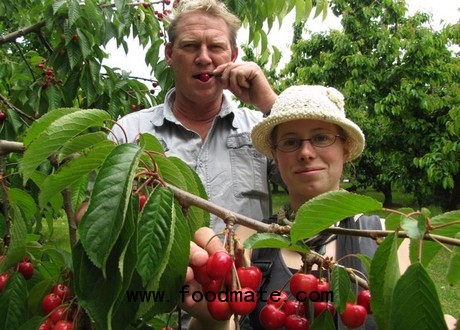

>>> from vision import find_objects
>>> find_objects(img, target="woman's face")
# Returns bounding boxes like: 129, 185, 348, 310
270, 119, 348, 210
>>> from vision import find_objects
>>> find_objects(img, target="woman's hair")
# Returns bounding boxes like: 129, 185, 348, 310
166, 0, 241, 48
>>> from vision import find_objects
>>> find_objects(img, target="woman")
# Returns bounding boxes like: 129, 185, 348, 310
185, 85, 406, 329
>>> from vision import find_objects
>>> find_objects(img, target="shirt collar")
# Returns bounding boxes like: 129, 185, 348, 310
151, 88, 237, 127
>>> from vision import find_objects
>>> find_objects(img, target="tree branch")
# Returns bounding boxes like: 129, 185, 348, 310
0, 20, 46, 45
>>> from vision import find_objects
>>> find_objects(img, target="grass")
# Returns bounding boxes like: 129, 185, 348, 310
271, 185, 459, 319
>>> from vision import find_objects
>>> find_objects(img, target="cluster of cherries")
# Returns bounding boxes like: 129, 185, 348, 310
37, 64, 63, 89
192, 250, 262, 321
0, 255, 34, 292
259, 271, 371, 329
39, 283, 80, 330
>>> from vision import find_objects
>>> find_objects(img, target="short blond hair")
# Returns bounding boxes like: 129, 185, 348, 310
166, 0, 241, 48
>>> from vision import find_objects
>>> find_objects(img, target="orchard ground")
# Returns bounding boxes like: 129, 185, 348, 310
46, 186, 459, 320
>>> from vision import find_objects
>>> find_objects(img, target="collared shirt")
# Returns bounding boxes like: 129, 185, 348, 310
110, 88, 270, 233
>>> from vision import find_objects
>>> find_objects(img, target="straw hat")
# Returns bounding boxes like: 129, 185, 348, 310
251, 85, 365, 161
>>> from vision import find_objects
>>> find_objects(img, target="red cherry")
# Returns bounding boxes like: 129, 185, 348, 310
138, 193, 147, 210
0, 112, 7, 123
52, 283, 71, 301
71, 34, 78, 42
38, 318, 53, 330
131, 104, 138, 111
54, 320, 74, 330
17, 261, 34, 279
192, 264, 211, 285
289, 273, 319, 301
37, 63, 45, 69
267, 290, 288, 308
50, 306, 73, 323
285, 314, 310, 330
314, 301, 336, 317
42, 293, 63, 315
207, 297, 232, 321
152, 81, 159, 88
0, 273, 10, 292
236, 266, 262, 290
340, 302, 367, 329
282, 299, 305, 316
206, 251, 233, 280
198, 73, 211, 82
357, 289, 372, 314
228, 287, 257, 315
202, 279, 223, 293
259, 304, 287, 329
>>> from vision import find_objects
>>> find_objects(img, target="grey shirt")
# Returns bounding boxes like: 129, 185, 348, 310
110, 88, 271, 232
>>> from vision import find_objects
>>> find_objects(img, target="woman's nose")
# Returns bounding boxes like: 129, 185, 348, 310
297, 140, 317, 161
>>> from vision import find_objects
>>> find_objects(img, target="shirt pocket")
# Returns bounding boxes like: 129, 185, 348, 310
228, 133, 268, 198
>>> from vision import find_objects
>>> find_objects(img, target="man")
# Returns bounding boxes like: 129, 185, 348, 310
110, 0, 278, 233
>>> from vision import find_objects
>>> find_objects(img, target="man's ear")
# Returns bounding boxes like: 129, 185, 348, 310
165, 43, 173, 65
231, 47, 238, 62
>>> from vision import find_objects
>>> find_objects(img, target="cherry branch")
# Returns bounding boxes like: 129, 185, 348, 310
165, 182, 460, 247
0, 93, 36, 122
0, 21, 46, 45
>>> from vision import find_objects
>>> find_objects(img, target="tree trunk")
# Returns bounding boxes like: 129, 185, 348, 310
380, 182, 393, 207
448, 172, 460, 211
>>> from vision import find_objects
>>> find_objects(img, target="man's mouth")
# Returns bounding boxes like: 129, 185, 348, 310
193, 73, 221, 82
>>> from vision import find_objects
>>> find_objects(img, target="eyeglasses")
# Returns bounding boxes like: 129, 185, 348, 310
273, 133, 343, 152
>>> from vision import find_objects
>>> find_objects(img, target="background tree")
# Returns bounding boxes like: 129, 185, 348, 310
280, 0, 460, 210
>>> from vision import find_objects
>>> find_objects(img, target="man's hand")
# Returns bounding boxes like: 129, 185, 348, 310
213, 62, 277, 114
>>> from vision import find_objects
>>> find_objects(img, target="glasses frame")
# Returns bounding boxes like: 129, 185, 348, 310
273, 133, 344, 152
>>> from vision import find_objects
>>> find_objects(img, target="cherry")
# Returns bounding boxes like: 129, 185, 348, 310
138, 193, 147, 211
17, 261, 34, 279
71, 34, 78, 42
202, 279, 223, 293
192, 264, 211, 285
357, 289, 371, 314
236, 266, 262, 290
317, 278, 330, 292
314, 301, 336, 317
289, 273, 319, 301
206, 251, 233, 280
52, 283, 71, 301
152, 81, 159, 88
37, 63, 44, 69
42, 293, 63, 315
259, 304, 287, 329
54, 320, 74, 330
228, 287, 257, 315
207, 298, 232, 321
38, 318, 53, 330
131, 104, 138, 111
50, 306, 73, 323
198, 73, 211, 82
285, 314, 310, 330
340, 302, 367, 329
267, 290, 288, 308
0, 112, 7, 123
0, 273, 10, 292
282, 299, 305, 316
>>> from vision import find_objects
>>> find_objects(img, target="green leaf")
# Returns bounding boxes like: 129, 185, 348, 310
7, 188, 37, 221
369, 233, 401, 329
0, 273, 28, 330
331, 265, 351, 313
136, 185, 175, 283
390, 263, 447, 330
21, 109, 111, 183
244, 233, 310, 253
58, 131, 109, 162
354, 254, 372, 275
384, 207, 414, 230
310, 302, 336, 330
291, 191, 382, 242
138, 202, 191, 318
168, 156, 210, 232
22, 108, 79, 147
447, 233, 460, 285
79, 143, 143, 273
0, 206, 27, 273
39, 140, 114, 207
138, 133, 165, 154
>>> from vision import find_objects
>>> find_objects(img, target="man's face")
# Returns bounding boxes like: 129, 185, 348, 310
165, 12, 237, 104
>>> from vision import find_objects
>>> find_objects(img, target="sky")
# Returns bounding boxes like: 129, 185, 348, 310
103, 0, 459, 82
